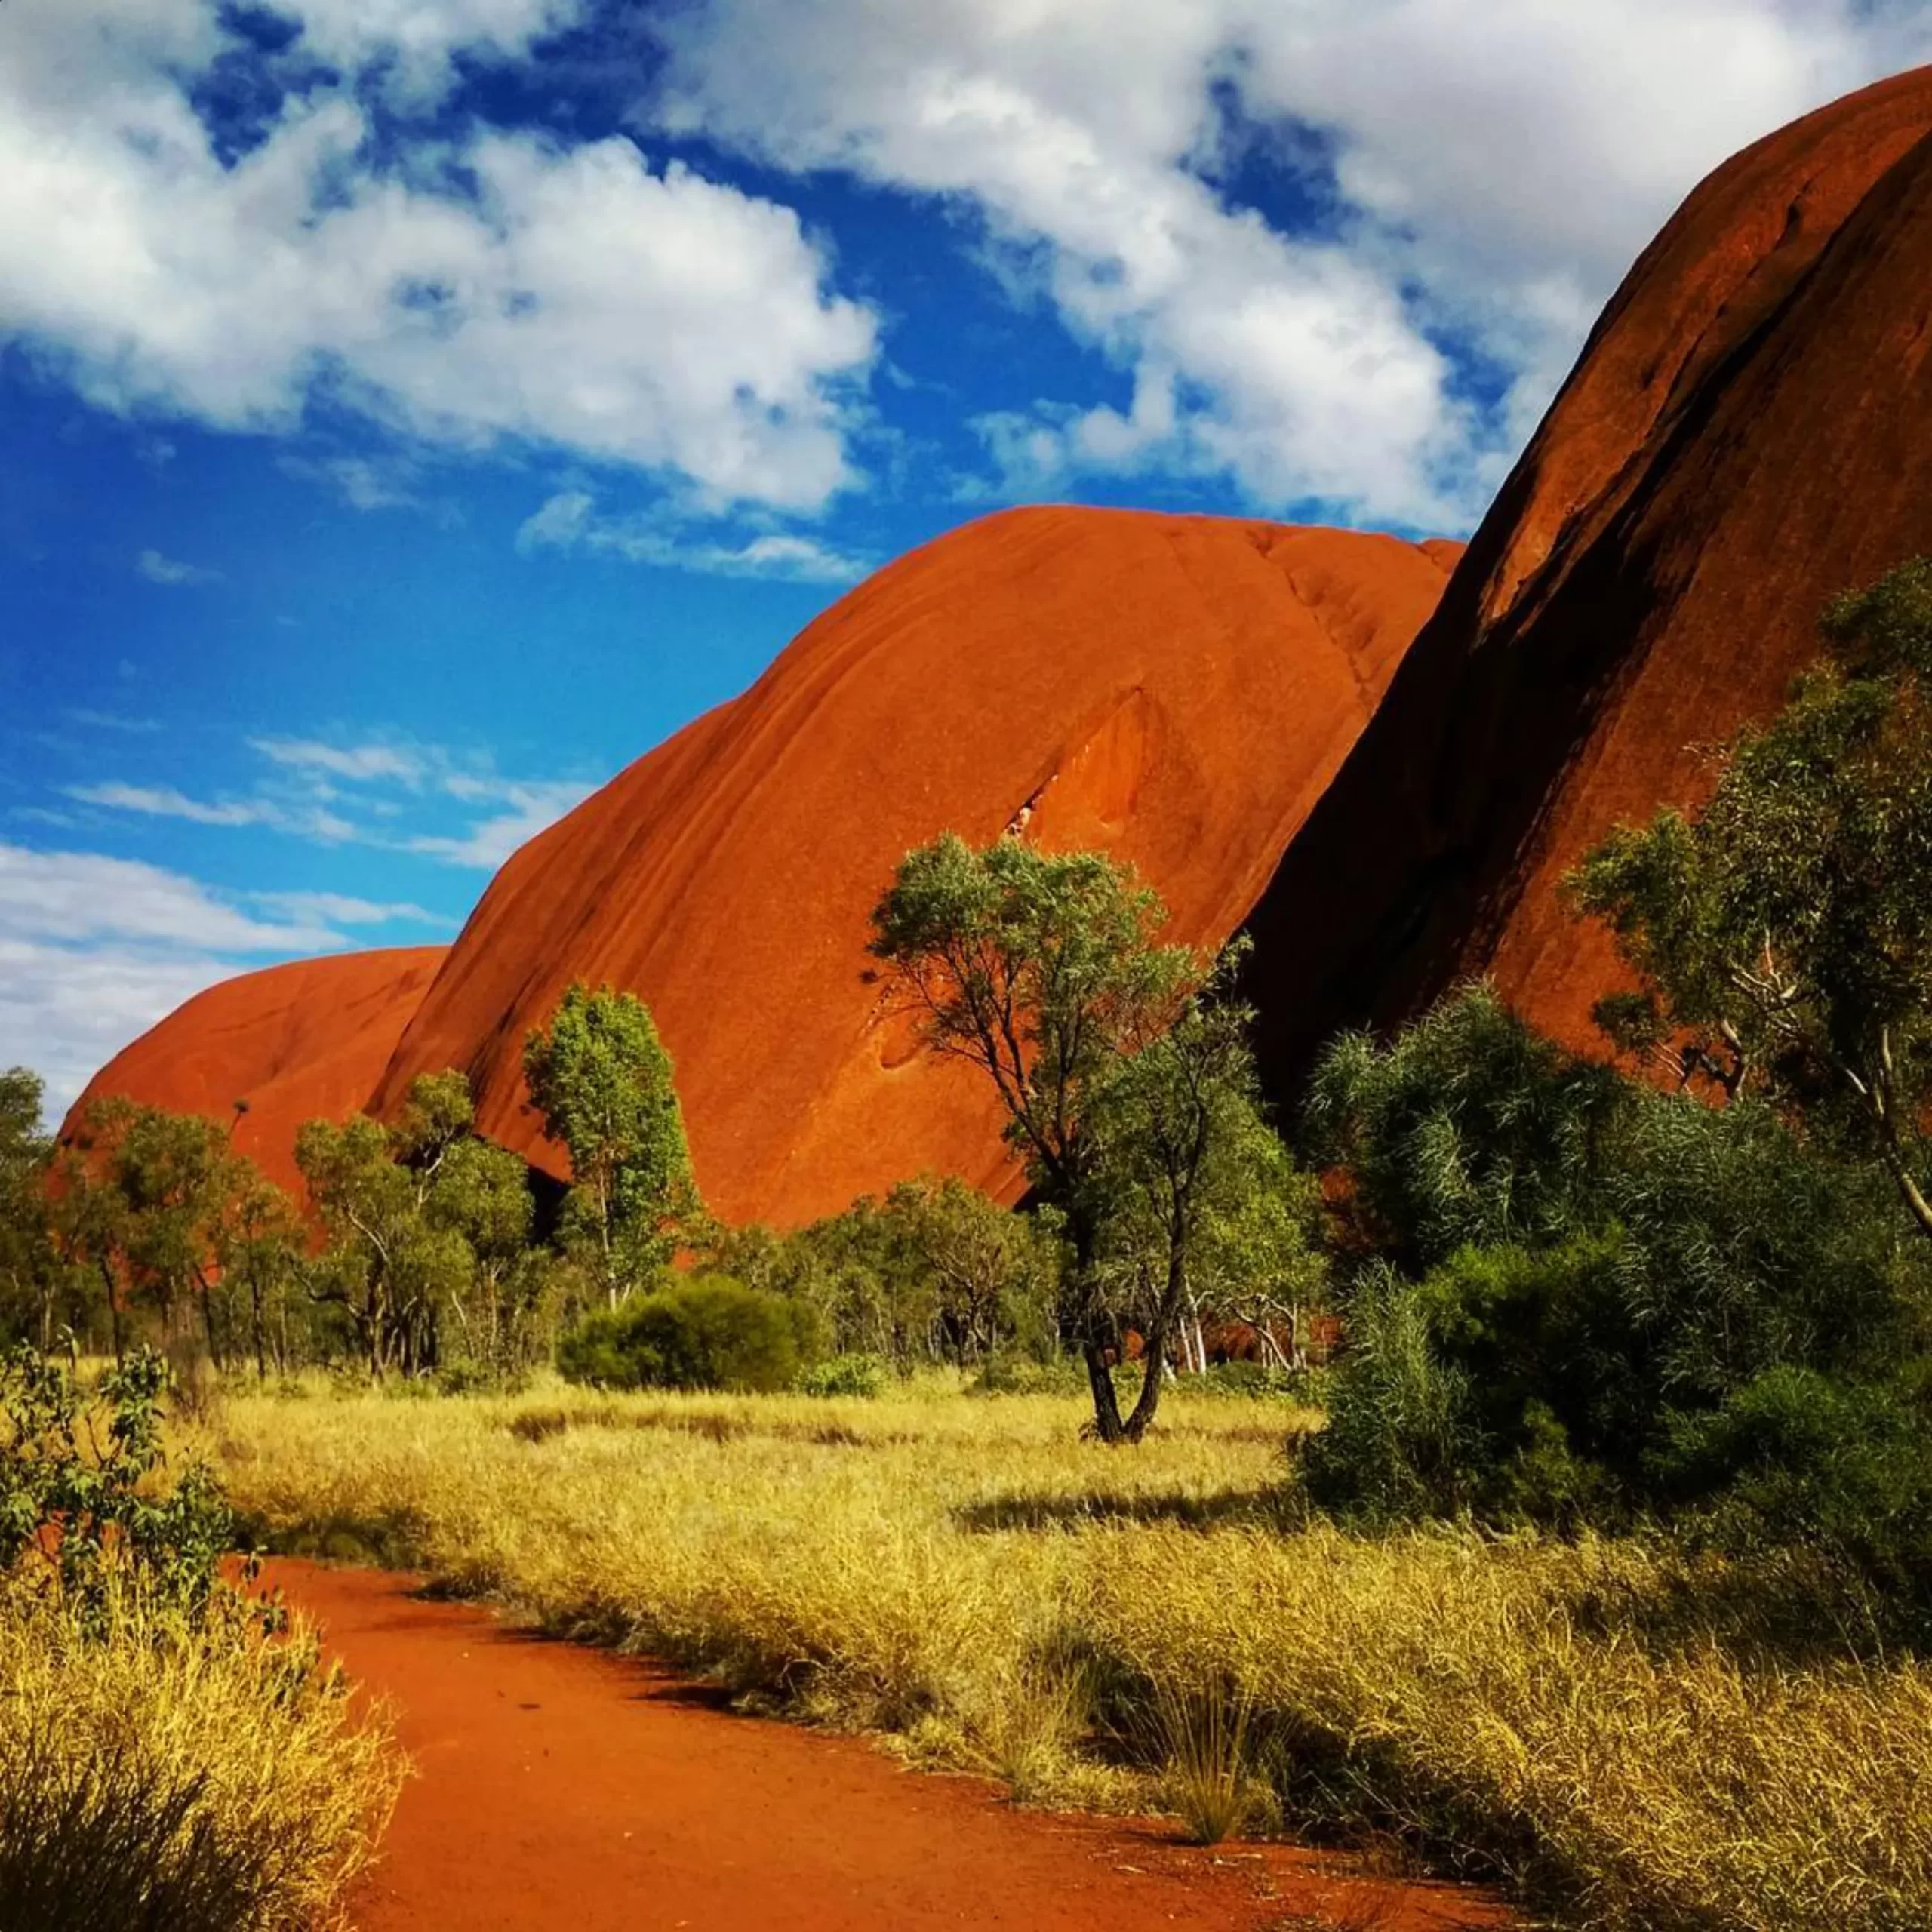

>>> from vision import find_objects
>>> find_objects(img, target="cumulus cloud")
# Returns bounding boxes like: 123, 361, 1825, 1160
647, 0, 1932, 525
518, 490, 871, 583
0, 1, 878, 512
0, 841, 358, 1115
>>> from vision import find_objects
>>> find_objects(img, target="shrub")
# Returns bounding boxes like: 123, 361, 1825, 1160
796, 1353, 891, 1399
0, 1346, 234, 1628
0, 1343, 401, 1927
1301, 1265, 1478, 1522
556, 1275, 814, 1393
1654, 1366, 1932, 1623
0, 1580, 400, 1932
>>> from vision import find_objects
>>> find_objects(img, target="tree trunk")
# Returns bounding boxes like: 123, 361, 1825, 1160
1122, 1242, 1186, 1441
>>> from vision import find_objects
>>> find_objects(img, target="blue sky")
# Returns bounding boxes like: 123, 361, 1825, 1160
3, 0, 1928, 1115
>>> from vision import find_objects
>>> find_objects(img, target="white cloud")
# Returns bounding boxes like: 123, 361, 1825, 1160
0, 2, 879, 512
251, 889, 448, 925
66, 781, 357, 841
0, 842, 339, 954
278, 453, 423, 512
66, 710, 160, 734
137, 549, 222, 586
69, 734, 598, 869
248, 737, 426, 783
0, 841, 358, 1121
517, 490, 870, 583
404, 778, 592, 867
647, 0, 1932, 526
66, 783, 269, 828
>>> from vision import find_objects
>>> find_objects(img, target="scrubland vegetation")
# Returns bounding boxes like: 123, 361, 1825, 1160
0, 1350, 399, 1932
9, 561, 1932, 1929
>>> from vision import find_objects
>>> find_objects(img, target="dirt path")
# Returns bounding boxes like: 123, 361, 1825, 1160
268, 1560, 1510, 1932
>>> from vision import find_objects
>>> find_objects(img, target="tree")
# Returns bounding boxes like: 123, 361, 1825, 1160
0, 1070, 65, 1351
1087, 958, 1321, 1437
211, 1173, 305, 1380
1569, 557, 1932, 1236
426, 1134, 547, 1372
1303, 981, 1627, 1272
298, 1070, 543, 1377
48, 1097, 251, 1361
869, 833, 1200, 1439
523, 983, 697, 1306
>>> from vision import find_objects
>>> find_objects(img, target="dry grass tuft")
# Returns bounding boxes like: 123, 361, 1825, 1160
0, 1577, 402, 1932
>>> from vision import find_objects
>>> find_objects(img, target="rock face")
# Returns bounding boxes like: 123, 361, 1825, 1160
371, 506, 1460, 1225
63, 949, 447, 1198
1244, 66, 1932, 1083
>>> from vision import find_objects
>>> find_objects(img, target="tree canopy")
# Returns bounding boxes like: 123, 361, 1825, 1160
523, 983, 698, 1306
1569, 556, 1932, 1235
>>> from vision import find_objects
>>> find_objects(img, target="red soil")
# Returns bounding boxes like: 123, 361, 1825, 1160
61, 949, 446, 1198
268, 1558, 1508, 1932
1244, 66, 1932, 1076
370, 506, 1458, 1226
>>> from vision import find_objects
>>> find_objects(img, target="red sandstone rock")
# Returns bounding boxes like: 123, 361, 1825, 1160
371, 507, 1458, 1225
1245, 66, 1932, 1079
63, 949, 447, 1200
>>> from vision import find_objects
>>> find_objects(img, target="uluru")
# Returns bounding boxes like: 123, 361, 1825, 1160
66, 948, 448, 1199
49, 61, 1932, 1224
76, 507, 1458, 1223
1243, 65, 1932, 1081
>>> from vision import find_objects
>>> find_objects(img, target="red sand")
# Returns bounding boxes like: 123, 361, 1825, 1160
267, 1559, 1509, 1932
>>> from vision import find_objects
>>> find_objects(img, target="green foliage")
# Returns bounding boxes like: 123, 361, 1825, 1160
1088, 955, 1327, 1435
0, 1070, 70, 1351
523, 983, 698, 1304
1306, 985, 1932, 1557
1654, 1367, 1932, 1617
869, 835, 1198, 1207
1305, 981, 1626, 1269
1569, 556, 1932, 1235
1302, 1264, 1478, 1521
297, 1072, 542, 1378
556, 1275, 814, 1393
0, 1346, 235, 1628
795, 1352, 891, 1398
705, 1174, 1060, 1371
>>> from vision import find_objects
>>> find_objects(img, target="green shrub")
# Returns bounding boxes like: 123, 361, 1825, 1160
1655, 1366, 1932, 1621
1301, 1266, 1477, 1522
556, 1275, 814, 1393
0, 1346, 235, 1627
1183, 1361, 1325, 1403
795, 1353, 891, 1399
968, 1350, 1101, 1397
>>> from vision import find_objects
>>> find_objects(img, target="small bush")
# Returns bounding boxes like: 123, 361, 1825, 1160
796, 1353, 891, 1399
557, 1275, 814, 1393
1184, 1361, 1327, 1404
969, 1351, 1103, 1397
1655, 1366, 1932, 1623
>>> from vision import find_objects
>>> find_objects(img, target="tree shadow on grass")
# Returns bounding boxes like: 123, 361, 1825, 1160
953, 1485, 1297, 1534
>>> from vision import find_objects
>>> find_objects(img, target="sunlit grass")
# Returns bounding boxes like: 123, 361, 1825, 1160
0, 1574, 402, 1932
214, 1376, 1932, 1931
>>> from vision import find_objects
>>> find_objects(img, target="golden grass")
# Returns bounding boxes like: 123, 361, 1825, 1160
213, 1377, 1932, 1931
0, 1577, 403, 1932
